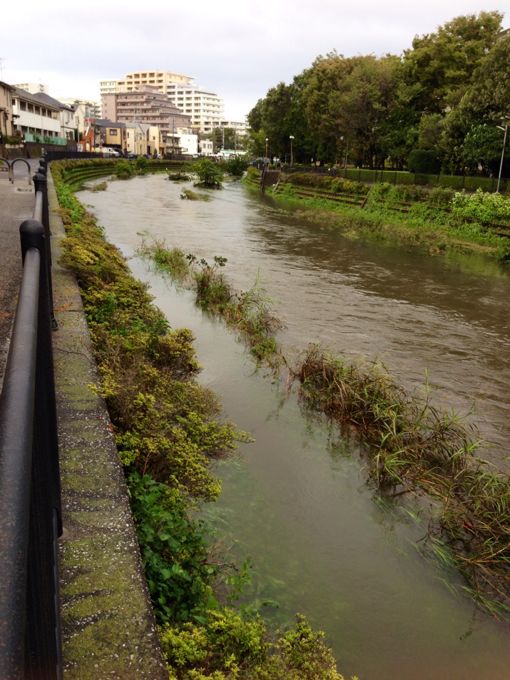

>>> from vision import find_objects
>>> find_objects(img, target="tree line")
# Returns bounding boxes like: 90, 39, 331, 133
248, 11, 510, 176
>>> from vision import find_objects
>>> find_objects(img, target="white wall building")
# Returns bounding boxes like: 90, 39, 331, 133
199, 139, 214, 156
177, 132, 198, 156
12, 88, 78, 143
12, 88, 62, 141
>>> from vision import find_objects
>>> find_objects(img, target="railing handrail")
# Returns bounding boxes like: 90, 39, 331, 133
0, 160, 62, 679
0, 245, 41, 677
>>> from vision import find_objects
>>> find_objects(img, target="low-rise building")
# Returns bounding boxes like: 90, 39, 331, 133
81, 119, 126, 152
125, 122, 148, 156
199, 138, 214, 156
11, 87, 65, 144
0, 81, 15, 140
176, 132, 198, 156
125, 122, 166, 157
60, 99, 101, 136
11, 87, 80, 144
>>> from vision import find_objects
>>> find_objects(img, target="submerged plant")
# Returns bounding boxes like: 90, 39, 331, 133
140, 241, 283, 365
181, 188, 211, 201
168, 171, 191, 182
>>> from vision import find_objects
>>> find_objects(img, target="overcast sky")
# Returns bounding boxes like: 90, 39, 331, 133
1, 0, 508, 120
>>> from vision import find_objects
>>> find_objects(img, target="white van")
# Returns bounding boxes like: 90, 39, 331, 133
94, 147, 121, 157
102, 147, 121, 157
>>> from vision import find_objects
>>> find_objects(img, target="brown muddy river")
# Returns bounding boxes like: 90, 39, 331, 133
79, 174, 510, 679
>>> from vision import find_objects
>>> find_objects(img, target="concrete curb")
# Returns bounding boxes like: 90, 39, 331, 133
48, 170, 167, 678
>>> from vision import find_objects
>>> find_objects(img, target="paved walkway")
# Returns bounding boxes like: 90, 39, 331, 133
0, 159, 38, 384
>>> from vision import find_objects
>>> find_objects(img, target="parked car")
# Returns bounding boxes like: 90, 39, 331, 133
99, 147, 121, 157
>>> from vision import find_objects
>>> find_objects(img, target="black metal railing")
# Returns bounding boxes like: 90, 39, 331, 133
0, 159, 62, 679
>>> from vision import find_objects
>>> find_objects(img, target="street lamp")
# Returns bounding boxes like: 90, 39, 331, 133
289, 135, 295, 166
496, 121, 508, 193
265, 137, 269, 160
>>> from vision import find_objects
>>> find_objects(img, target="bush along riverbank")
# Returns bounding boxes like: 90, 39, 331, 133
245, 169, 510, 262
140, 237, 510, 620
51, 161, 346, 679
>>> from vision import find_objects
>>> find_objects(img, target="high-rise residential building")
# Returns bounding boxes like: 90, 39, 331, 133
102, 86, 192, 141
13, 82, 48, 94
100, 70, 224, 133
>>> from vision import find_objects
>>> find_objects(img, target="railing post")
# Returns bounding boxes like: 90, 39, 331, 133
32, 172, 57, 330
33, 173, 50, 236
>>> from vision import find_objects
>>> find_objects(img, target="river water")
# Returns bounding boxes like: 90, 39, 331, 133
79, 175, 510, 679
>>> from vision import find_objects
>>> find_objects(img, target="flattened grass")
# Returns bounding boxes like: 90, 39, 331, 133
296, 345, 510, 615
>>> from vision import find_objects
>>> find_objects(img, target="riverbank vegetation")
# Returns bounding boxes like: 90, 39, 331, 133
247, 11, 509, 182
52, 161, 345, 679
140, 237, 510, 619
248, 169, 510, 260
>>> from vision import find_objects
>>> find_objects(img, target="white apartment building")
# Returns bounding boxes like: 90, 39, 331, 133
100, 70, 224, 133
219, 120, 248, 136
14, 83, 48, 94
99, 80, 120, 96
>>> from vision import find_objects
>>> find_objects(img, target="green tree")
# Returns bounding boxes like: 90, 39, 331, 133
400, 11, 503, 114
462, 33, 510, 121
462, 124, 504, 174
440, 32, 510, 174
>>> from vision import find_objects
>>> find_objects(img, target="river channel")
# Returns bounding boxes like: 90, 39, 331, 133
79, 174, 510, 679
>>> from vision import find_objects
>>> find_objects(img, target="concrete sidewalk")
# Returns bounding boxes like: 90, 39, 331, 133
0, 159, 39, 384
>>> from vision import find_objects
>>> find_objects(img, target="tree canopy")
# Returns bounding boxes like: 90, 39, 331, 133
247, 11, 509, 175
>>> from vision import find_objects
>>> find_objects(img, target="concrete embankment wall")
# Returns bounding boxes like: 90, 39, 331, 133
48, 170, 167, 678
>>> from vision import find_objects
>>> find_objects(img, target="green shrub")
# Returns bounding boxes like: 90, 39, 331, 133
194, 159, 223, 188
427, 187, 455, 208
407, 149, 441, 174
287, 172, 333, 189
116, 159, 135, 179
128, 471, 217, 624
222, 157, 249, 177
136, 155, 149, 174
161, 612, 345, 679
451, 188, 510, 226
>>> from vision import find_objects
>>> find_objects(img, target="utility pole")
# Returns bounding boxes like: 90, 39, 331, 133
497, 121, 508, 193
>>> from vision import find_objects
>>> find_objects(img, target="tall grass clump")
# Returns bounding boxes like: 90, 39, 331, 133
139, 242, 282, 364
295, 344, 510, 615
